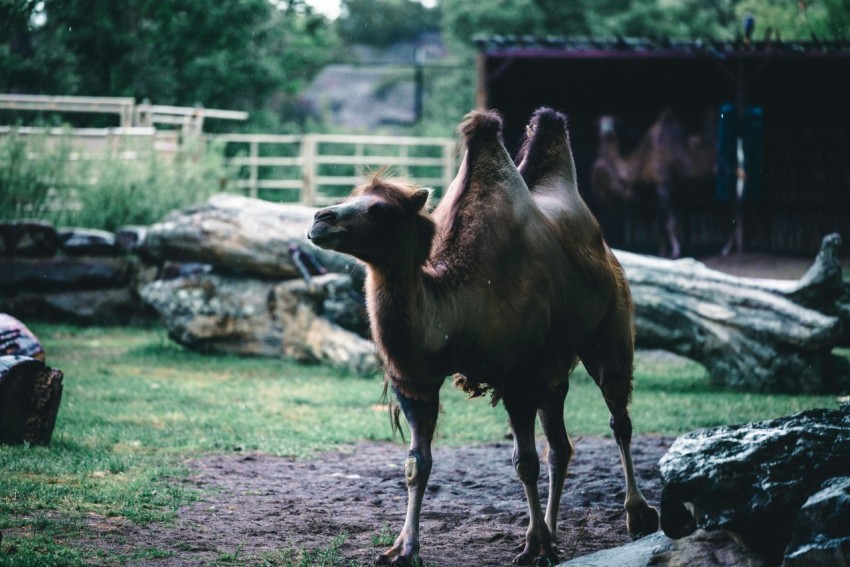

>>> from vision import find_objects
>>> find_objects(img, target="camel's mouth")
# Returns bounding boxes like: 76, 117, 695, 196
306, 222, 346, 249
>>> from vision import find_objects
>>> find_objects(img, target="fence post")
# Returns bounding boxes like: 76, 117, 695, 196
248, 140, 259, 199
442, 140, 455, 194
301, 135, 316, 206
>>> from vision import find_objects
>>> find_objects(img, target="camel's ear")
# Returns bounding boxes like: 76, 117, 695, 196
411, 188, 431, 211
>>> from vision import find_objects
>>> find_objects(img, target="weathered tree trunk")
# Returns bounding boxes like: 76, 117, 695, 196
614, 234, 849, 394
139, 195, 848, 392
0, 355, 64, 445
141, 193, 363, 282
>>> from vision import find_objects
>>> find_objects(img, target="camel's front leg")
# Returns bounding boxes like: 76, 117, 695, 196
376, 386, 439, 567
505, 398, 558, 566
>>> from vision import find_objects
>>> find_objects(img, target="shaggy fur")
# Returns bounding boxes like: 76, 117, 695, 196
307, 107, 658, 566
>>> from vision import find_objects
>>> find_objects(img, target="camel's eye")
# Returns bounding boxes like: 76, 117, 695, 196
367, 201, 397, 220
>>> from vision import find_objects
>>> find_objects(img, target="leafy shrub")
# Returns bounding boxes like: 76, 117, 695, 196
0, 128, 231, 231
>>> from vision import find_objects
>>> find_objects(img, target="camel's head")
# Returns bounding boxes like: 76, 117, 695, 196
307, 175, 434, 267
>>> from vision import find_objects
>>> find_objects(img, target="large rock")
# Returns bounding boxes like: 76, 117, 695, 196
0, 256, 135, 291
558, 530, 767, 567
140, 272, 377, 375
659, 403, 850, 563
2, 287, 148, 324
783, 476, 850, 566
141, 193, 363, 282
0, 220, 58, 257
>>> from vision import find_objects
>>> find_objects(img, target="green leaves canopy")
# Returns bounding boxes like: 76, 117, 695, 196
0, 0, 338, 130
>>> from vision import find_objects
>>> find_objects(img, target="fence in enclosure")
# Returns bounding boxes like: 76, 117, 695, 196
215, 133, 458, 206
2, 94, 460, 209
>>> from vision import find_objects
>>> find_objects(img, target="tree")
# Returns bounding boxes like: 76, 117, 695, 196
0, 0, 339, 131
734, 0, 850, 41
337, 0, 441, 47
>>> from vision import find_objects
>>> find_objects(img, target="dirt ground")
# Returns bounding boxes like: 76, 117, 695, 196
84, 436, 671, 566
83, 252, 836, 566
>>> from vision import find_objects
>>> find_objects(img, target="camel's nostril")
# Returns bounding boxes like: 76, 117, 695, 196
314, 209, 338, 223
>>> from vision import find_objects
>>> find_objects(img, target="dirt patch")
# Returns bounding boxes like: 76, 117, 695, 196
92, 436, 672, 566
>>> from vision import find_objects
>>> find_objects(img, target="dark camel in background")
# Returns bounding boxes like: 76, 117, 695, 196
591, 109, 717, 259
308, 108, 658, 565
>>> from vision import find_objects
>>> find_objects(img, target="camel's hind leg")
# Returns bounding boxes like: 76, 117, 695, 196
582, 348, 659, 538
504, 394, 559, 565
537, 374, 573, 540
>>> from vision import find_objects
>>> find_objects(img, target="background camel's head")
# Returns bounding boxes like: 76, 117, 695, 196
307, 175, 434, 266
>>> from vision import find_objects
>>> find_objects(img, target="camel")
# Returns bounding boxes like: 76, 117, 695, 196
307, 108, 658, 565
591, 109, 716, 259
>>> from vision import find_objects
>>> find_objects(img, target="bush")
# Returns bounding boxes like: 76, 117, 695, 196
0, 128, 231, 231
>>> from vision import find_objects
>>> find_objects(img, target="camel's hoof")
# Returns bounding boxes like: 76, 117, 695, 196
627, 504, 660, 538
513, 546, 559, 566
375, 551, 416, 567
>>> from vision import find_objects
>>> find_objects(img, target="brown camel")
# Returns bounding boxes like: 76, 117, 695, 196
591, 109, 716, 259
307, 108, 658, 565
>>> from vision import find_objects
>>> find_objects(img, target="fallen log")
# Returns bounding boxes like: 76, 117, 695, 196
139, 195, 848, 392
141, 193, 363, 282
615, 234, 849, 393
0, 355, 64, 445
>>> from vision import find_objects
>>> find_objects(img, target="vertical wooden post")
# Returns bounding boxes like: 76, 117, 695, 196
475, 51, 489, 110
441, 140, 455, 195
399, 144, 409, 177
248, 141, 259, 199
302, 135, 316, 206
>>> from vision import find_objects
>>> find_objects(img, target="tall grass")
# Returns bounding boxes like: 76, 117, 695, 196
0, 128, 230, 230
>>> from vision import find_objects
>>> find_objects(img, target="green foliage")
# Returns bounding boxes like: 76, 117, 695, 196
735, 0, 850, 41
0, 128, 73, 219
441, 0, 591, 50
338, 0, 441, 46
371, 523, 396, 547
0, 130, 228, 230
0, 0, 338, 132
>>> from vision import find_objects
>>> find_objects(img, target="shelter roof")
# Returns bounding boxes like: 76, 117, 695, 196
474, 36, 850, 60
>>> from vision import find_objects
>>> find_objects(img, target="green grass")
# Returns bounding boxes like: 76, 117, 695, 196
0, 323, 844, 565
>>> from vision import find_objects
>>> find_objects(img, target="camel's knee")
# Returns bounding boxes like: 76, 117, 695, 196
547, 438, 573, 474
405, 449, 431, 487
609, 413, 633, 446
513, 450, 540, 484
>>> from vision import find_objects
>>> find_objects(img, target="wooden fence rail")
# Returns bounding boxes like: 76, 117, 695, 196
1, 123, 458, 208
215, 133, 458, 206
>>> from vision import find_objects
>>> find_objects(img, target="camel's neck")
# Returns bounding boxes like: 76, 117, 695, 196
366, 260, 433, 374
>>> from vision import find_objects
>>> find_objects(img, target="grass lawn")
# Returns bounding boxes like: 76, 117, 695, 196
0, 323, 845, 565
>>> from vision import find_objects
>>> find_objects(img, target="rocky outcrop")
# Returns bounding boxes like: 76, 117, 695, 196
0, 220, 58, 257
558, 530, 768, 567
0, 220, 156, 324
659, 403, 850, 563
784, 476, 850, 567
140, 272, 376, 376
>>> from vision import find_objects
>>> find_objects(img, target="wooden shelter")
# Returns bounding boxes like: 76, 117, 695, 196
476, 37, 850, 256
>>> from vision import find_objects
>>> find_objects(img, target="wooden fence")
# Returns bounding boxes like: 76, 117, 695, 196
215, 133, 458, 206
0, 125, 180, 161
